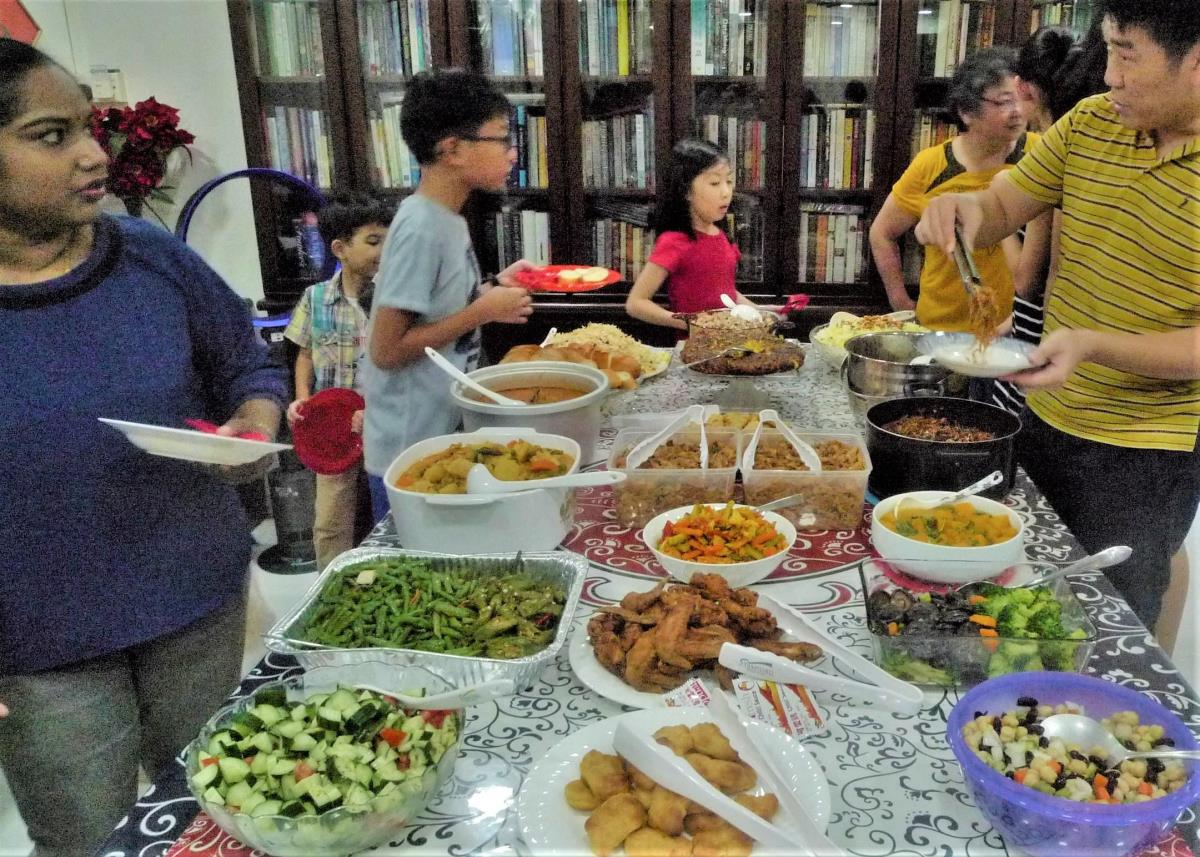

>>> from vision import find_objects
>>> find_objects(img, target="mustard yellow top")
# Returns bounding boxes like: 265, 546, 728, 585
1006, 95, 1199, 452
891, 133, 1038, 331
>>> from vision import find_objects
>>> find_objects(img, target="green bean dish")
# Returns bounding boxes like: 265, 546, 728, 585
298, 557, 568, 659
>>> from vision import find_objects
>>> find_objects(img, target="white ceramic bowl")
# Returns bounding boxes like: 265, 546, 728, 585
870, 491, 1025, 583
641, 503, 797, 587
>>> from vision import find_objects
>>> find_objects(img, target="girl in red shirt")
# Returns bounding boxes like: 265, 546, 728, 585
626, 139, 768, 331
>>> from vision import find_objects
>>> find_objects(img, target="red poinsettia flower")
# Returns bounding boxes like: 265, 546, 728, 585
90, 96, 194, 212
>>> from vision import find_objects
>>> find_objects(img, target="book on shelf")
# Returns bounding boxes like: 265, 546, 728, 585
508, 93, 548, 188
802, 3, 878, 78
479, 0, 544, 76
697, 115, 765, 189
357, 0, 432, 77
495, 206, 550, 269
918, 0, 994, 78
259, 0, 325, 77
690, 0, 769, 77
579, 0, 652, 77
368, 99, 420, 188
796, 203, 869, 284
262, 105, 332, 188
582, 102, 655, 189
590, 217, 653, 282
799, 105, 875, 190
911, 113, 957, 154
726, 199, 764, 282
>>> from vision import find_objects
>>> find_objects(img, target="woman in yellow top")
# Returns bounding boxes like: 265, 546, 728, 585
870, 49, 1037, 330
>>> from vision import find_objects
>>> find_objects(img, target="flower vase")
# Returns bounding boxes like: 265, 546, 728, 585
121, 196, 144, 217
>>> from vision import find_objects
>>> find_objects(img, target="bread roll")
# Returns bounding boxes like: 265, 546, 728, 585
500, 344, 543, 363
558, 268, 583, 284
581, 266, 610, 283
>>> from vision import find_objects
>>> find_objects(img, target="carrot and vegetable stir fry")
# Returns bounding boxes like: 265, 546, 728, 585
657, 502, 788, 563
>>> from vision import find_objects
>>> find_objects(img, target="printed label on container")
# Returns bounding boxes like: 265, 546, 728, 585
664, 676, 827, 738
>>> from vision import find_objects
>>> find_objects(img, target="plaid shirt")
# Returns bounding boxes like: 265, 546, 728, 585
283, 273, 367, 392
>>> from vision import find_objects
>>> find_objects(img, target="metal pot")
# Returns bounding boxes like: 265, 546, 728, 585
844, 331, 968, 398
865, 397, 1021, 500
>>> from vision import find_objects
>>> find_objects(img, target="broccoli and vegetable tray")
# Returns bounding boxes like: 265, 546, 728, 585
861, 567, 1097, 687
290, 554, 570, 660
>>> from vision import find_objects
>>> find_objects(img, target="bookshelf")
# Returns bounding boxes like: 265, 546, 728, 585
1024, 0, 1097, 34
227, 1, 1051, 334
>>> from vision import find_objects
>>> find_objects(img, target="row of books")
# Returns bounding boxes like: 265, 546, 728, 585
1029, 0, 1093, 33
798, 106, 876, 190
479, 0, 545, 77
508, 102, 549, 188
797, 203, 869, 284
725, 204, 765, 282
918, 0, 995, 78
262, 106, 333, 188
358, 0, 432, 78
495, 207, 551, 270
689, 0, 769, 78
911, 113, 958, 154
697, 115, 766, 189
582, 107, 656, 189
579, 0, 654, 77
590, 218, 653, 282
802, 3, 879, 79
368, 103, 420, 189
258, 0, 324, 77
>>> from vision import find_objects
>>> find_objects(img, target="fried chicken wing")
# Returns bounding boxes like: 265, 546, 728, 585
744, 638, 823, 662
620, 583, 666, 613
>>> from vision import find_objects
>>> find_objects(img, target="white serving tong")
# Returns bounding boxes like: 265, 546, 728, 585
719, 592, 923, 715
612, 721, 794, 850
624, 404, 709, 471
354, 678, 515, 710
701, 687, 842, 856
741, 408, 822, 473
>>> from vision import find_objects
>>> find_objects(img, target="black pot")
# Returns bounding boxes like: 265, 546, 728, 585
865, 397, 1021, 500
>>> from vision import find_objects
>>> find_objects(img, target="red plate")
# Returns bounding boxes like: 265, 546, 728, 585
513, 264, 621, 292
291, 387, 365, 475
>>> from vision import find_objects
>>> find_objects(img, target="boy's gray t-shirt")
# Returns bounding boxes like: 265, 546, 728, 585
362, 194, 482, 476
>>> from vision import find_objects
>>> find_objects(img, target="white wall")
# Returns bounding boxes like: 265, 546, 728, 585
27, 0, 265, 303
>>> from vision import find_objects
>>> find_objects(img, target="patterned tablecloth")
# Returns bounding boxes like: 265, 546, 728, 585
99, 355, 1199, 857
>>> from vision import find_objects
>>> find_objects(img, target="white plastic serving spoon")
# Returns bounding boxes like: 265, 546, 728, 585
894, 470, 1004, 517
423, 346, 527, 407
465, 463, 627, 494
1039, 712, 1200, 766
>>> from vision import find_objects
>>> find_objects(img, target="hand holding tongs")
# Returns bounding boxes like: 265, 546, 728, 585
719, 593, 924, 715
952, 223, 982, 299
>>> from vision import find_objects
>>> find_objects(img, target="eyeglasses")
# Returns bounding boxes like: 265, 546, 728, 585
461, 134, 517, 149
980, 96, 1021, 112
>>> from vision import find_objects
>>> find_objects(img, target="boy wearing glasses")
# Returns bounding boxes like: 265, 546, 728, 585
870, 48, 1036, 328
361, 69, 534, 518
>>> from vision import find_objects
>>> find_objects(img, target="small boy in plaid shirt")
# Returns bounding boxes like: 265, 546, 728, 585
284, 192, 393, 569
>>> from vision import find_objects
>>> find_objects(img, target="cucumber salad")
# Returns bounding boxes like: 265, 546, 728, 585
189, 685, 458, 820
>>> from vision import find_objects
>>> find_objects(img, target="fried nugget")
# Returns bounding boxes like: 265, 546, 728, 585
653, 724, 694, 756
691, 823, 753, 857
684, 753, 756, 793
683, 811, 724, 836
735, 792, 779, 820
585, 794, 646, 857
565, 778, 600, 811
647, 786, 689, 836
624, 827, 693, 857
580, 750, 630, 801
688, 723, 740, 762
625, 762, 656, 792
632, 787, 654, 809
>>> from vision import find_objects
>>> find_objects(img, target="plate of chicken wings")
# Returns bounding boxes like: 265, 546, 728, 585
569, 573, 823, 710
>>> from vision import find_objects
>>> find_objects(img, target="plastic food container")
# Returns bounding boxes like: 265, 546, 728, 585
947, 672, 1200, 857
265, 547, 588, 689
183, 662, 461, 857
857, 558, 1098, 687
608, 427, 741, 529
383, 427, 579, 554
450, 362, 608, 464
741, 430, 872, 530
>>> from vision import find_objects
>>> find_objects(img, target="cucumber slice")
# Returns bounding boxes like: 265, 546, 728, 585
250, 704, 284, 727
269, 757, 297, 776
225, 781, 253, 808
191, 762, 220, 790
249, 754, 270, 776
250, 799, 283, 818
273, 719, 304, 740
327, 689, 359, 712
240, 790, 266, 815
316, 706, 342, 730
249, 731, 275, 754
218, 756, 252, 784
290, 732, 317, 752
203, 786, 225, 806
279, 800, 306, 818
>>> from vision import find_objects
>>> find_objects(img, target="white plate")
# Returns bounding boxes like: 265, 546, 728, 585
636, 347, 673, 383
98, 418, 291, 466
569, 597, 814, 710
516, 707, 831, 857
917, 332, 1042, 378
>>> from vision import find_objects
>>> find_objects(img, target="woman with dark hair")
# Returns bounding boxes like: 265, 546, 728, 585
0, 39, 286, 856
625, 139, 767, 331
869, 48, 1035, 329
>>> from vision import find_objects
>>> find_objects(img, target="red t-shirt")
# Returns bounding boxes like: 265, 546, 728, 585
648, 229, 741, 314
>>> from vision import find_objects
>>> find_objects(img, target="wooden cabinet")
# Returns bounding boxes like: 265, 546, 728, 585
227, 0, 1067, 323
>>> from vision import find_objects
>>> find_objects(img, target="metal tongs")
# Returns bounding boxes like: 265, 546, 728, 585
952, 223, 982, 299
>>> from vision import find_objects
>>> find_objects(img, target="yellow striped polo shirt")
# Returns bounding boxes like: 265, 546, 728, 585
1005, 94, 1200, 451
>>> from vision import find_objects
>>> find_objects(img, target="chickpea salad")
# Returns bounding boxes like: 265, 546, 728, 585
961, 696, 1187, 805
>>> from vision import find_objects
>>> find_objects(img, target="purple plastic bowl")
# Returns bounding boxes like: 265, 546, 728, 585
948, 672, 1200, 857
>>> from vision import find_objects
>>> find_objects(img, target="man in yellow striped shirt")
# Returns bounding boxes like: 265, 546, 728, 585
915, 0, 1200, 630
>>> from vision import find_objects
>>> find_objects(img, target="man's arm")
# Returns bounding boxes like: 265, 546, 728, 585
1010, 326, 1200, 389
915, 173, 1053, 257
287, 348, 314, 426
